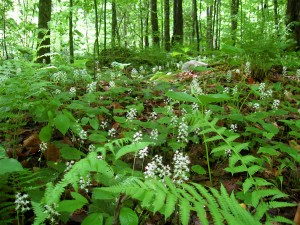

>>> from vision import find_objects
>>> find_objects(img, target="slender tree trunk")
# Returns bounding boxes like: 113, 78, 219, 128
94, 0, 100, 59
111, 0, 117, 48
145, 0, 150, 47
286, 0, 300, 50
192, 0, 200, 52
215, 0, 221, 50
273, 0, 279, 31
164, 0, 170, 51
103, 0, 107, 50
206, 3, 213, 50
84, 0, 90, 53
139, 0, 144, 48
36, 0, 52, 64
231, 0, 239, 46
2, 1, 8, 59
69, 0, 74, 63
172, 0, 183, 45
151, 0, 160, 46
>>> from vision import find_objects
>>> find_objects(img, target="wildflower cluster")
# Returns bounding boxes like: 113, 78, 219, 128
126, 108, 137, 121
226, 70, 232, 82
88, 144, 96, 152
69, 87, 76, 95
150, 129, 159, 140
282, 66, 287, 76
245, 62, 251, 75
144, 151, 190, 185
258, 82, 273, 99
79, 175, 91, 193
133, 131, 143, 142
73, 69, 89, 80
108, 128, 116, 138
190, 78, 204, 95
52, 71, 67, 83
297, 69, 300, 81
65, 160, 75, 172
86, 81, 97, 93
44, 203, 60, 224
39, 142, 48, 152
177, 117, 189, 143
15, 192, 31, 213
144, 155, 171, 179
272, 99, 280, 110
172, 151, 190, 184
149, 111, 158, 120
230, 124, 238, 132
79, 129, 87, 140
138, 146, 149, 159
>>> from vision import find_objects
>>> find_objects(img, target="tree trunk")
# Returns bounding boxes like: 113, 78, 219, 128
139, 0, 144, 48
36, 0, 52, 64
103, 0, 107, 50
172, 0, 183, 45
69, 0, 74, 64
164, 0, 170, 51
231, 0, 239, 46
94, 0, 100, 59
151, 0, 160, 46
192, 0, 200, 52
273, 0, 279, 31
2, 1, 8, 59
286, 0, 300, 50
145, 0, 150, 47
206, 3, 213, 50
111, 0, 117, 48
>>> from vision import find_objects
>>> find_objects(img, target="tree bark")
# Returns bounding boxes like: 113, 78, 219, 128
111, 0, 117, 48
172, 0, 183, 45
36, 0, 52, 64
231, 0, 239, 46
192, 0, 200, 52
273, 0, 279, 31
69, 0, 74, 64
94, 0, 100, 59
164, 0, 170, 51
103, 0, 107, 50
286, 0, 300, 50
145, 0, 150, 47
206, 3, 213, 50
151, 0, 160, 46
2, 1, 9, 59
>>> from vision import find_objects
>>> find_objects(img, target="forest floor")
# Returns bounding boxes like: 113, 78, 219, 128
0, 59, 299, 225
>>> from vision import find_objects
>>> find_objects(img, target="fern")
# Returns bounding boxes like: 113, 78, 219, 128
100, 177, 269, 225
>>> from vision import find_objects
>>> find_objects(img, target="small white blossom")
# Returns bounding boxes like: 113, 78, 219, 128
44, 203, 60, 224
88, 144, 96, 152
150, 129, 159, 140
149, 111, 158, 120
171, 115, 178, 126
79, 130, 87, 140
253, 103, 260, 111
232, 85, 238, 95
230, 124, 238, 132
192, 103, 199, 111
101, 121, 108, 129
225, 149, 232, 157
126, 108, 137, 121
65, 160, 75, 172
272, 99, 280, 110
133, 131, 143, 142
138, 147, 149, 159
177, 117, 189, 143
54, 89, 61, 95
172, 151, 190, 184
79, 175, 91, 193
223, 87, 230, 94
108, 128, 116, 138
191, 78, 204, 95
86, 81, 97, 93
15, 193, 31, 213
245, 62, 251, 75
39, 142, 48, 152
283, 66, 287, 76
109, 80, 115, 88
69, 87, 76, 95
226, 70, 232, 82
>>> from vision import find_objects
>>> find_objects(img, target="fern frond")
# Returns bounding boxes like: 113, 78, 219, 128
179, 198, 190, 225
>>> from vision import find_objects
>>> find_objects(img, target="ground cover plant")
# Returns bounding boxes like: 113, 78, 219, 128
0, 53, 299, 225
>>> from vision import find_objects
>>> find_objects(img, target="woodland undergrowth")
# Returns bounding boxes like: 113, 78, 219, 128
0, 53, 299, 225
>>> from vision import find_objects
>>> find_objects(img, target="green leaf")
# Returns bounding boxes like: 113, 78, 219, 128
89, 118, 99, 130
197, 94, 231, 105
54, 114, 70, 135
119, 207, 138, 225
39, 125, 52, 142
166, 91, 198, 103
60, 146, 85, 160
57, 199, 86, 213
115, 142, 152, 160
0, 158, 24, 175
71, 192, 88, 204
88, 133, 107, 143
93, 188, 116, 200
82, 213, 103, 225
191, 165, 207, 175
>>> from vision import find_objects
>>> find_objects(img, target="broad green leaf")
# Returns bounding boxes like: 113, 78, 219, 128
39, 125, 52, 142
0, 158, 24, 175
89, 118, 99, 130
71, 192, 88, 204
54, 114, 70, 135
57, 200, 86, 213
60, 146, 85, 160
88, 133, 107, 143
197, 94, 231, 105
166, 91, 198, 103
93, 188, 116, 200
191, 165, 207, 175
82, 213, 103, 225
119, 207, 138, 225
115, 142, 151, 160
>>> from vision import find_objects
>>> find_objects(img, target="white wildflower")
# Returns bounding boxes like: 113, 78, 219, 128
138, 147, 149, 159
